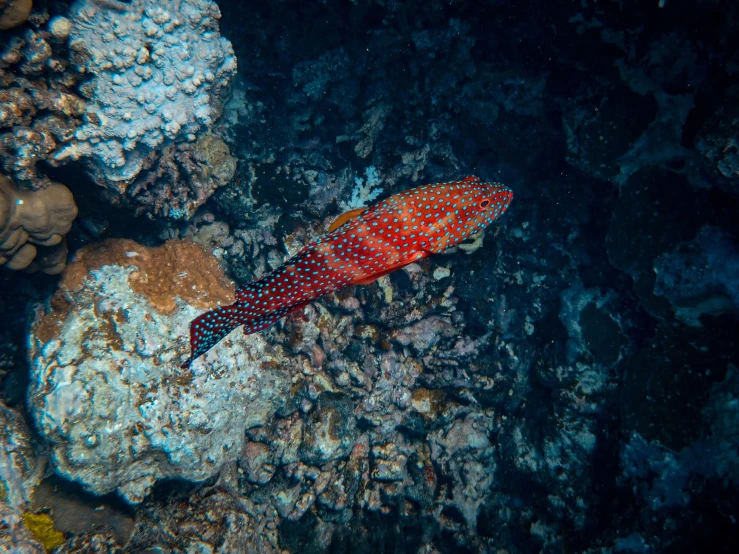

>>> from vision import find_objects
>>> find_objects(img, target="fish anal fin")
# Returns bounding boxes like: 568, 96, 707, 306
328, 208, 366, 232
244, 300, 314, 334
242, 315, 280, 334
352, 252, 429, 285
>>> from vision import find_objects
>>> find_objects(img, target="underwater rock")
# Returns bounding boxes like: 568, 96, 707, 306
126, 486, 281, 553
0, 502, 45, 554
0, 401, 42, 511
704, 365, 739, 485
654, 226, 739, 326
28, 239, 291, 503
620, 432, 709, 511
561, 83, 656, 182
55, 0, 237, 186
299, 392, 357, 466
429, 413, 495, 528
52, 529, 122, 554
559, 281, 626, 366
620, 363, 739, 512
606, 167, 709, 318
110, 133, 237, 220
696, 100, 739, 197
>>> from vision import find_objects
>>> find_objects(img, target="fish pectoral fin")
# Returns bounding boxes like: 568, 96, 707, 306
328, 208, 367, 232
353, 269, 395, 286
352, 252, 429, 285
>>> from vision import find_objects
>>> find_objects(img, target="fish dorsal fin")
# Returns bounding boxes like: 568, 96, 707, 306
328, 208, 366, 232
461, 176, 480, 184
351, 251, 429, 285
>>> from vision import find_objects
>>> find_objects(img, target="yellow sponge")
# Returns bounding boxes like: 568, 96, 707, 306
22, 511, 65, 552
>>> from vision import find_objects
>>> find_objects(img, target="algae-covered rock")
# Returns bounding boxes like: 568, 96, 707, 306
299, 392, 357, 466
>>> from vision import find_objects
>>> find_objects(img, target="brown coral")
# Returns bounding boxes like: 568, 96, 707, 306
0, 172, 77, 274
34, 238, 235, 345
0, 23, 85, 190
60, 239, 235, 314
0, 0, 32, 31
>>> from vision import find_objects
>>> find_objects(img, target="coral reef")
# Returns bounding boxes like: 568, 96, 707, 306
1, 0, 236, 221
54, 0, 237, 189
696, 98, 739, 197
28, 239, 293, 503
0, 0, 737, 551
0, 173, 77, 274
0, 17, 86, 190
0, 400, 42, 512
109, 133, 236, 219
126, 487, 281, 553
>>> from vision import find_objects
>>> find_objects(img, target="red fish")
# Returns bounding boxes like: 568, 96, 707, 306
181, 176, 513, 368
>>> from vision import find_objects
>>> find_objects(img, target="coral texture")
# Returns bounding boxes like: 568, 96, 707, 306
0, 400, 42, 512
54, 0, 237, 187
0, 503, 44, 554
0, 400, 45, 554
28, 239, 291, 503
0, 173, 77, 274
109, 133, 237, 219
654, 226, 739, 326
0, 0, 32, 31
0, 19, 86, 190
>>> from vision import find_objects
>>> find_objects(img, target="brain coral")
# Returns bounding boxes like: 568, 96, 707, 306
54, 0, 237, 186
28, 239, 290, 503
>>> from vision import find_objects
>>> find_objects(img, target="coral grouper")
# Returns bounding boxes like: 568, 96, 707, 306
182, 176, 513, 368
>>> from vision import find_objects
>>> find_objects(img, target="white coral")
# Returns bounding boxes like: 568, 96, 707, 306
341, 166, 384, 210
28, 264, 289, 504
56, 0, 237, 183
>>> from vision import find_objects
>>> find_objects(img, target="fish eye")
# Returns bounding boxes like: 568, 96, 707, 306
479, 199, 490, 209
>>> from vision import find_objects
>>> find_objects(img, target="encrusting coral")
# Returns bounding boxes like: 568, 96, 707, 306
0, 0, 32, 31
0, 173, 77, 274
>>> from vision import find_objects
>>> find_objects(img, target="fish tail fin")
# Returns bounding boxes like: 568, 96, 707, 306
182, 279, 313, 368
181, 303, 244, 369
